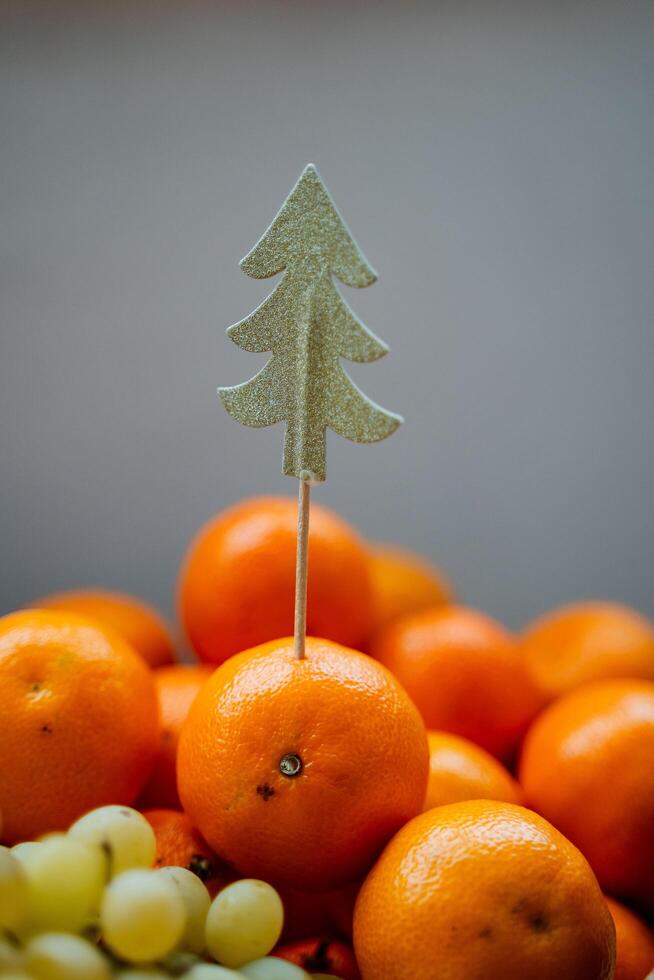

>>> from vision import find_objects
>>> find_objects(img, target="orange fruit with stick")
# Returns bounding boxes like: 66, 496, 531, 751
520, 679, 654, 913
178, 637, 428, 891
188, 170, 402, 668
33, 588, 175, 669
353, 800, 616, 980
423, 730, 523, 811
0, 609, 159, 843
138, 664, 213, 809
519, 601, 654, 704
178, 496, 373, 664
372, 605, 542, 760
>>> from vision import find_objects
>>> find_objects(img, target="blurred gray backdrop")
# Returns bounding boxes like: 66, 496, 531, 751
1, 0, 653, 630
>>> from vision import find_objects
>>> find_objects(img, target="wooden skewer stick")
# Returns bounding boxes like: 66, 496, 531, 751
293, 477, 311, 660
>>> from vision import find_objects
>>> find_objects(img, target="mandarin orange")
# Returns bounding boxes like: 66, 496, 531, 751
177, 637, 428, 891
372, 605, 542, 759
423, 730, 522, 811
33, 588, 175, 669
353, 800, 616, 980
275, 937, 360, 980
0, 609, 159, 843
367, 543, 452, 637
178, 496, 372, 664
143, 808, 233, 893
606, 896, 654, 980
520, 680, 654, 911
138, 665, 213, 809
520, 601, 654, 704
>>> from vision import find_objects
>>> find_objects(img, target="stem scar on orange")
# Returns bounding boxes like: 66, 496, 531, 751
177, 637, 429, 892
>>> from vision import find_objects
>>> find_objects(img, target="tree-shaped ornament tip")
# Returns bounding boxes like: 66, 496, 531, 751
218, 164, 402, 483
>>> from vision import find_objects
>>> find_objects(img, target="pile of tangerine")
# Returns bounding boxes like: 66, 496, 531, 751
0, 495, 653, 980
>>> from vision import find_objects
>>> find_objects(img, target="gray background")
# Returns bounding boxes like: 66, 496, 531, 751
1, 0, 653, 631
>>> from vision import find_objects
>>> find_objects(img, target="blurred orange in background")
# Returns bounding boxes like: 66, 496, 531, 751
423, 730, 522, 811
138, 663, 213, 810
367, 543, 453, 638
178, 496, 373, 664
33, 588, 176, 669
371, 605, 542, 760
520, 601, 654, 704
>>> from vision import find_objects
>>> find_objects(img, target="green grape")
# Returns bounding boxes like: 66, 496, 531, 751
24, 931, 111, 980
0, 935, 24, 972
101, 868, 185, 963
0, 846, 28, 931
21, 834, 105, 934
68, 805, 156, 877
156, 866, 210, 954
186, 966, 245, 978
241, 958, 310, 979
161, 949, 203, 973
11, 841, 41, 862
205, 879, 283, 968
115, 972, 171, 980
0, 973, 33, 980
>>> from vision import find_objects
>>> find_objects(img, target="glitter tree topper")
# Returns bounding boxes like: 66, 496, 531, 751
218, 164, 402, 659
218, 164, 401, 483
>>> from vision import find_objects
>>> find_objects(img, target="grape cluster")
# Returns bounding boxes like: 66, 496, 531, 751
0, 806, 341, 980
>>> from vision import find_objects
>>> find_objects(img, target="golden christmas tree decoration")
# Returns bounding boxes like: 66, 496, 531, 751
218, 163, 401, 484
